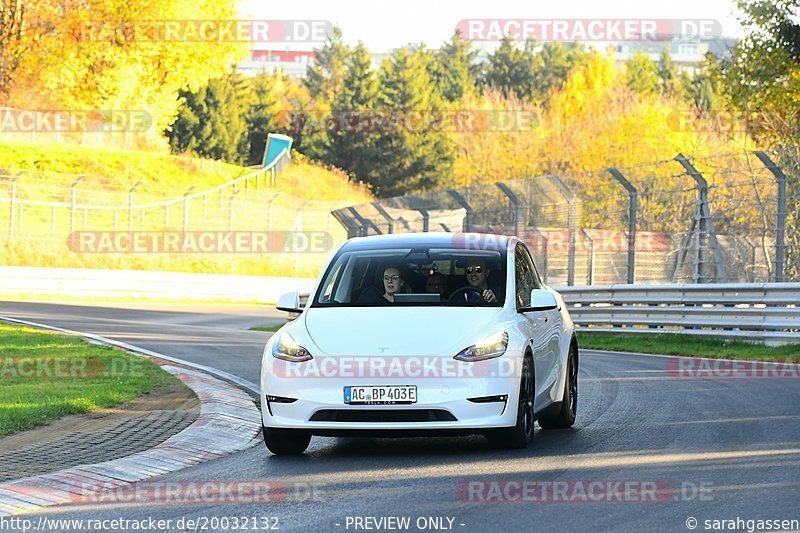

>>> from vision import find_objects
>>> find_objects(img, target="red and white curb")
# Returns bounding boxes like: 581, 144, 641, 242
0, 355, 262, 517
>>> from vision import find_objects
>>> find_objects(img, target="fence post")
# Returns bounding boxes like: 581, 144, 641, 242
229, 189, 241, 232
371, 202, 396, 234
416, 209, 430, 232
128, 180, 143, 233
446, 189, 474, 232
70, 175, 85, 249
8, 175, 18, 242
674, 154, 727, 283
608, 167, 638, 284
183, 186, 197, 234
267, 194, 276, 232
546, 174, 578, 286
347, 206, 381, 236
496, 182, 523, 236
753, 151, 787, 282
581, 229, 595, 285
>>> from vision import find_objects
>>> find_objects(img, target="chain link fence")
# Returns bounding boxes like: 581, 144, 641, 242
333, 149, 799, 285
0, 150, 350, 277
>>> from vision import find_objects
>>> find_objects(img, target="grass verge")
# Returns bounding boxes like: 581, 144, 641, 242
249, 324, 283, 332
576, 331, 800, 363
0, 321, 177, 436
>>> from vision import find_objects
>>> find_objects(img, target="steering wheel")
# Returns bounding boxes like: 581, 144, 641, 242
447, 286, 484, 304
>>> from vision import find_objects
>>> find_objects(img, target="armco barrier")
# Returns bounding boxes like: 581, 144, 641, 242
3, 267, 797, 345
560, 283, 800, 346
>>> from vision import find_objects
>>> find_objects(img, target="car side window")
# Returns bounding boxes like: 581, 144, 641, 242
515, 245, 535, 309
520, 244, 542, 289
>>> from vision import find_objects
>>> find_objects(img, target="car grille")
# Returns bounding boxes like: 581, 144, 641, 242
309, 409, 457, 423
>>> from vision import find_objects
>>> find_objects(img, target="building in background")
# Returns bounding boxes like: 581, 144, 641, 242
238, 37, 738, 78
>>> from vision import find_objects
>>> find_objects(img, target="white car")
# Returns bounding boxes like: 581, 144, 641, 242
260, 233, 578, 454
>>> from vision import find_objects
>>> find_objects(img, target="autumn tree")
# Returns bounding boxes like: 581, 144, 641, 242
626, 51, 660, 95
4, 0, 247, 146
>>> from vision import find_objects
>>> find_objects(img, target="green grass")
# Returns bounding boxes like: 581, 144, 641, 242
0, 142, 248, 204
577, 331, 800, 363
0, 321, 177, 436
249, 324, 284, 332
0, 142, 372, 205
0, 142, 372, 277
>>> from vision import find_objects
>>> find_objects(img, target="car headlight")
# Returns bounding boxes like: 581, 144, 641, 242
271, 332, 313, 362
454, 331, 508, 362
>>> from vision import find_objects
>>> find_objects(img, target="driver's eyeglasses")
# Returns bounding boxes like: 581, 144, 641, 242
466, 266, 485, 274
383, 275, 401, 281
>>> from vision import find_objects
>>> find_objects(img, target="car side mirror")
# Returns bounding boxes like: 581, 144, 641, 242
276, 291, 303, 313
519, 289, 558, 312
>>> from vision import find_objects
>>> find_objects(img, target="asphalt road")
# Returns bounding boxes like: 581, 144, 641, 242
1, 300, 798, 533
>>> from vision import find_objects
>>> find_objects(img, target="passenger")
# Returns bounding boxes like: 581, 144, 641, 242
381, 266, 409, 303
465, 258, 497, 304
424, 272, 448, 297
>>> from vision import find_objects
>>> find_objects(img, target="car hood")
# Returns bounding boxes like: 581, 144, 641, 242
303, 306, 504, 356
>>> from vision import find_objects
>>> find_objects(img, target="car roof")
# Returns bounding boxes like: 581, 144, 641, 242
342, 232, 515, 251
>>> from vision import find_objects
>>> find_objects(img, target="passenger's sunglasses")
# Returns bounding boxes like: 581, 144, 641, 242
466, 266, 486, 274
383, 275, 401, 281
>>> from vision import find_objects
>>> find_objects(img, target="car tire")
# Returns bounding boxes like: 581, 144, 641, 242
262, 426, 311, 455
486, 354, 535, 449
538, 342, 578, 430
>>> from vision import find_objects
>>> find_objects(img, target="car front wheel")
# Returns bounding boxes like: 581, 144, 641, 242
538, 342, 578, 430
486, 354, 535, 448
262, 427, 311, 455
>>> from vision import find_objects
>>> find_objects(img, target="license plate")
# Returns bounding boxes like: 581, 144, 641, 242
343, 385, 417, 405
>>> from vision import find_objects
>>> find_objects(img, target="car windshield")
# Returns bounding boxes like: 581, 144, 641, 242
313, 246, 506, 307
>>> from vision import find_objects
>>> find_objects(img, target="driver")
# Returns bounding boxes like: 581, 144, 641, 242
465, 258, 497, 304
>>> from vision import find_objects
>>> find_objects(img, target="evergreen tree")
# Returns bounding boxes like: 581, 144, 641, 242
327, 42, 380, 182
432, 32, 481, 102
168, 72, 248, 163
304, 27, 350, 102
483, 38, 539, 101
245, 72, 283, 165
303, 27, 351, 160
371, 46, 453, 196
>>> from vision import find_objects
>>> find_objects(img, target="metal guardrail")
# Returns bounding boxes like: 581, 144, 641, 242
561, 283, 800, 345
285, 284, 799, 345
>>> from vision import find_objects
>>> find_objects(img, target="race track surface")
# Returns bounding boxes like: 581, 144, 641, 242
1, 301, 798, 533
